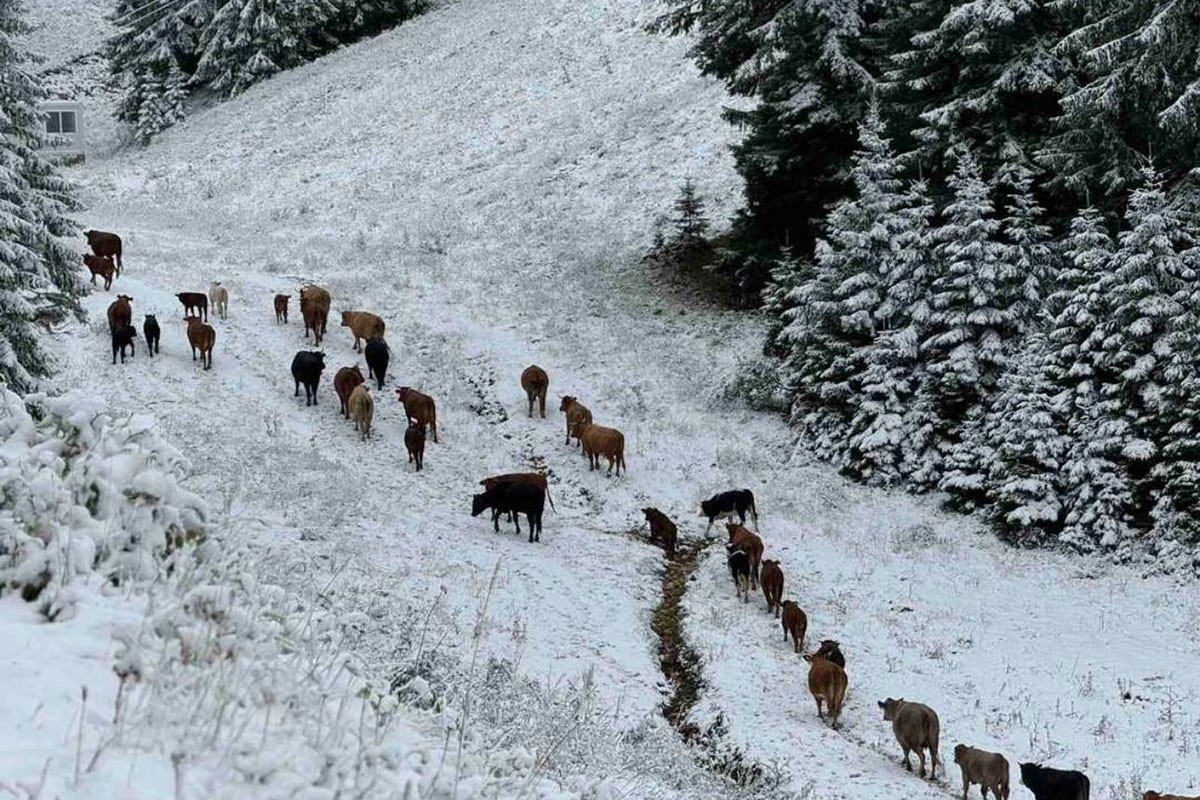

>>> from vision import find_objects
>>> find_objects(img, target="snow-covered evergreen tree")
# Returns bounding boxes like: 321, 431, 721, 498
330, 0, 423, 38
994, 153, 1055, 331
650, 0, 882, 298
194, 0, 340, 97
0, 0, 85, 391
1049, 0, 1200, 198
842, 177, 936, 485
669, 177, 710, 256
920, 149, 1011, 432
107, 0, 208, 141
777, 104, 916, 456
979, 336, 1067, 542
886, 0, 1071, 178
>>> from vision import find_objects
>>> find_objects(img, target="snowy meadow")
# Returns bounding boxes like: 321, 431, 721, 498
2, 0, 1199, 798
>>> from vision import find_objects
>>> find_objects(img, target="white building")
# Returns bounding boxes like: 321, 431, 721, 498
38, 100, 85, 159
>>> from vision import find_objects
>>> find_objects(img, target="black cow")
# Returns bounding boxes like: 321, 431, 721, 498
365, 338, 389, 390
816, 639, 846, 669
726, 544, 751, 602
1019, 763, 1090, 800
176, 292, 208, 322
143, 314, 160, 356
701, 489, 758, 532
111, 324, 137, 364
291, 351, 326, 407
471, 482, 545, 543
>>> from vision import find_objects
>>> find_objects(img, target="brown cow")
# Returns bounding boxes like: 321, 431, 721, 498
521, 365, 549, 419
274, 294, 289, 323
803, 651, 848, 729
340, 311, 385, 352
954, 744, 1010, 800
334, 365, 365, 420
107, 294, 132, 332
299, 285, 330, 345
725, 523, 763, 589
781, 600, 807, 653
84, 254, 115, 290
760, 559, 783, 616
176, 292, 208, 322
480, 474, 556, 511
642, 507, 677, 558
577, 421, 626, 476
559, 396, 592, 447
185, 315, 215, 370
395, 386, 438, 443
1144, 793, 1200, 800
348, 384, 373, 441
879, 698, 941, 779
85, 229, 122, 275
405, 420, 426, 471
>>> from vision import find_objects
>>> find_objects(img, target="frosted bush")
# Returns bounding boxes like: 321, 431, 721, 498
0, 388, 208, 619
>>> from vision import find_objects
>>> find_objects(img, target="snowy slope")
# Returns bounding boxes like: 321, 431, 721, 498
8, 0, 1200, 797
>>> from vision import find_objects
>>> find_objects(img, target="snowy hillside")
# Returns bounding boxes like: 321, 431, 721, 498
7, 0, 1200, 797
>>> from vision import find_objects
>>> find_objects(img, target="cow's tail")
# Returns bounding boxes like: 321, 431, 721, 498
1078, 777, 1090, 800
750, 489, 759, 527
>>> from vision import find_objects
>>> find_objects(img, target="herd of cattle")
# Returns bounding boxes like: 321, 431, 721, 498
82, 230, 1195, 800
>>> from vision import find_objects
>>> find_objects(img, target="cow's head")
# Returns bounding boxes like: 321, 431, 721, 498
558, 395, 575, 412
470, 493, 487, 517
878, 698, 902, 721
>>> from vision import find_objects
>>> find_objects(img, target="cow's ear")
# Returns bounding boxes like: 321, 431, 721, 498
877, 701, 886, 708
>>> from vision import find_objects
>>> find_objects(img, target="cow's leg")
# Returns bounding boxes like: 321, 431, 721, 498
295, 379, 300, 397
902, 747, 912, 772
815, 696, 824, 719
917, 750, 926, 778
491, 509, 501, 532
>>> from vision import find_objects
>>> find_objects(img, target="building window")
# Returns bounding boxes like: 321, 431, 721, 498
45, 111, 77, 135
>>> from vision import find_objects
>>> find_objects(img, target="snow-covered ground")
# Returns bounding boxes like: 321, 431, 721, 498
7, 0, 1200, 797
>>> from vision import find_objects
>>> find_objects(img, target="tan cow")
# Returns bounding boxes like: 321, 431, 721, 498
340, 311, 385, 352
209, 282, 229, 320
879, 698, 941, 779
803, 651, 847, 729
559, 396, 592, 447
577, 421, 626, 476
349, 384, 373, 441
185, 315, 215, 370
760, 559, 783, 616
725, 523, 763, 589
395, 386, 438, 443
954, 744, 1010, 800
520, 365, 549, 418
781, 600, 807, 653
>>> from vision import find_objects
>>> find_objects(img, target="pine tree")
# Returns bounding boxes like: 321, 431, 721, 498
107, 0, 208, 140
994, 153, 1055, 332
1047, 0, 1200, 200
886, 0, 1072, 181
0, 0, 85, 391
777, 104, 913, 457
920, 149, 1011, 431
669, 178, 710, 257
980, 336, 1068, 543
650, 0, 883, 299
1046, 205, 1113, 415
330, 0, 423, 39
194, 0, 340, 97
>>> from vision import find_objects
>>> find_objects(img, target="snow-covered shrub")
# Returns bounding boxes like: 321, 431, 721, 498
0, 388, 208, 619
719, 357, 790, 414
